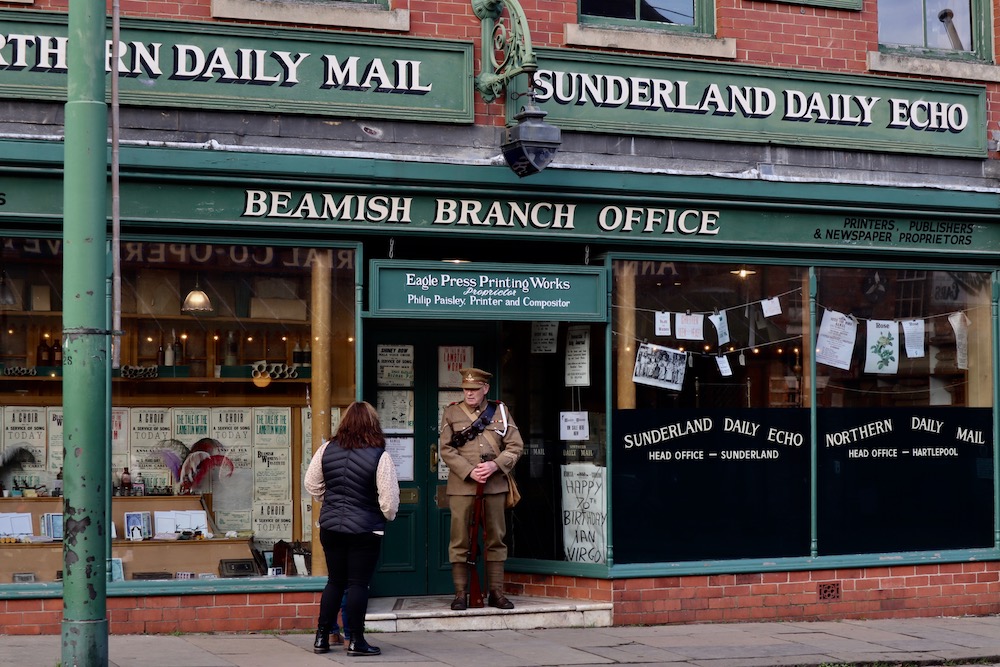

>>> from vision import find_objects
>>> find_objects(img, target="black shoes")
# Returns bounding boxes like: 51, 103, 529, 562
488, 591, 514, 609
450, 593, 467, 610
313, 627, 330, 654
346, 639, 381, 656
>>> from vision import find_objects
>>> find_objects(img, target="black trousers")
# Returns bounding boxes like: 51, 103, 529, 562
318, 529, 383, 637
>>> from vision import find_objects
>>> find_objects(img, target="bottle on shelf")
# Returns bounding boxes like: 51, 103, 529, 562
120, 468, 132, 496
173, 332, 184, 366
224, 330, 238, 366
36, 335, 51, 366
52, 338, 62, 365
134, 471, 144, 496
303, 341, 312, 367
293, 340, 303, 365
163, 332, 175, 366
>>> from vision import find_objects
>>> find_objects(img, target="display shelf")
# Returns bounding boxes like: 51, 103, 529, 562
0, 494, 256, 582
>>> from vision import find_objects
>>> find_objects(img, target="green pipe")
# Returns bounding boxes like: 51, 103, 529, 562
809, 268, 818, 558
993, 275, 999, 550
61, 0, 110, 664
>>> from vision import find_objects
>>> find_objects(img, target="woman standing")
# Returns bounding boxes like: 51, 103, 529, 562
305, 401, 399, 656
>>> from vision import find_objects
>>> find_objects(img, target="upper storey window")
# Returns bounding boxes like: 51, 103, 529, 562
878, 0, 986, 58
581, 0, 711, 34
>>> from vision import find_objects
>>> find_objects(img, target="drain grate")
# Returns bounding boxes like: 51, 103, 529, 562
818, 581, 841, 600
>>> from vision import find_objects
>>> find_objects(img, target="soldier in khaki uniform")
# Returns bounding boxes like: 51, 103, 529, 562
439, 367, 523, 610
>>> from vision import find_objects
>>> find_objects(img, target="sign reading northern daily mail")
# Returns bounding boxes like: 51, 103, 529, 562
0, 10, 473, 122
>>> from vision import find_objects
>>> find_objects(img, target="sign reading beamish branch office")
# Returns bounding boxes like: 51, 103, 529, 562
0, 10, 473, 122
6, 172, 1000, 254
519, 48, 987, 158
370, 261, 606, 320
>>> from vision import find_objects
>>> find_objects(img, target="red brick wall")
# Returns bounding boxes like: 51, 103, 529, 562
509, 562, 1000, 626
0, 592, 321, 635
3, 563, 998, 634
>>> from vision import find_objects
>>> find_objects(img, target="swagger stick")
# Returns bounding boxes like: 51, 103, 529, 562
466, 479, 486, 608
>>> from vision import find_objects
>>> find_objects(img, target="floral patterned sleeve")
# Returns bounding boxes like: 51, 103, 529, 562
304, 441, 328, 500
376, 451, 400, 521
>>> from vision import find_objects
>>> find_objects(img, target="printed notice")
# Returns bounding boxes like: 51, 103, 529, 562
531, 321, 559, 353
376, 344, 414, 387
253, 407, 291, 449
253, 445, 291, 502
129, 407, 172, 479
252, 502, 293, 541
3, 407, 46, 471
385, 436, 414, 482
902, 319, 925, 358
560, 411, 590, 441
655, 311, 671, 336
46, 407, 63, 473
377, 390, 414, 434
816, 310, 857, 371
565, 325, 591, 387
438, 345, 473, 387
708, 311, 730, 346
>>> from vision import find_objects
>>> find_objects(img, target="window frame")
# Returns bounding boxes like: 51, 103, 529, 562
877, 0, 992, 62
579, 0, 714, 37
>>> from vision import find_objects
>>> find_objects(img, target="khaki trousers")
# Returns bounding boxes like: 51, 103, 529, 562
448, 492, 507, 563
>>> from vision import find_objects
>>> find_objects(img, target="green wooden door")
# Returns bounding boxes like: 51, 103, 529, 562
365, 321, 493, 596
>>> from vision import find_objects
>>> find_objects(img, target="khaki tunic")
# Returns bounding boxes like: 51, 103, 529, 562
439, 400, 523, 496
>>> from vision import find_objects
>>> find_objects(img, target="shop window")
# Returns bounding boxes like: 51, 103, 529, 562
0, 239, 357, 585
608, 259, 994, 567
878, 0, 983, 56
814, 267, 993, 555
610, 260, 811, 563
501, 321, 609, 565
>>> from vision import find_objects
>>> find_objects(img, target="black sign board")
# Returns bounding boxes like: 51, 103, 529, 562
612, 408, 811, 563
818, 407, 994, 555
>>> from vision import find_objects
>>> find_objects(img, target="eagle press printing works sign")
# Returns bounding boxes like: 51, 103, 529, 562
0, 10, 473, 122
370, 261, 606, 321
521, 48, 987, 158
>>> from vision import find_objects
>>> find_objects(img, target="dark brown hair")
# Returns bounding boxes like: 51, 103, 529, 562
333, 401, 385, 449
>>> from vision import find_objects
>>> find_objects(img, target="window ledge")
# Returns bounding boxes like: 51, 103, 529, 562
565, 24, 736, 59
212, 0, 410, 32
868, 51, 1000, 83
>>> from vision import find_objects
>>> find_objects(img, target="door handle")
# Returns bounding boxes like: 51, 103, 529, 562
430, 444, 438, 472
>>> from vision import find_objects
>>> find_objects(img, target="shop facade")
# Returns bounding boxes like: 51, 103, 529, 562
1, 3, 999, 633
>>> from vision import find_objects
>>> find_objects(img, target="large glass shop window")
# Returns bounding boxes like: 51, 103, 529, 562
0, 239, 356, 583
815, 268, 993, 555
610, 260, 811, 563
610, 260, 995, 566
500, 321, 609, 564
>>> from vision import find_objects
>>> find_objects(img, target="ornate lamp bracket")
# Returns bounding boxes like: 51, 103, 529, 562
472, 0, 538, 103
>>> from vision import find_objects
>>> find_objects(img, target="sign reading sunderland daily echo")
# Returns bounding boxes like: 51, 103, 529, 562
522, 48, 987, 158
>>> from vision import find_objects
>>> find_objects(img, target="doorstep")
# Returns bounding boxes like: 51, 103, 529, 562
364, 595, 612, 632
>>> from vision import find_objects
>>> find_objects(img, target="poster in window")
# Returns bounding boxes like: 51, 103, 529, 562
4, 406, 47, 471
438, 346, 472, 387
376, 344, 414, 387
376, 390, 414, 434
385, 436, 415, 482
111, 407, 130, 475
130, 407, 171, 484
211, 407, 254, 521
815, 309, 857, 370
46, 407, 63, 473
565, 325, 591, 387
531, 321, 559, 353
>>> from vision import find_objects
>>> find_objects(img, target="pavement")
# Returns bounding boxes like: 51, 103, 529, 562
5, 611, 1000, 667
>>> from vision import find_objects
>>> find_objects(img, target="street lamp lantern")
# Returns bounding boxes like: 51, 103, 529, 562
502, 102, 561, 177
